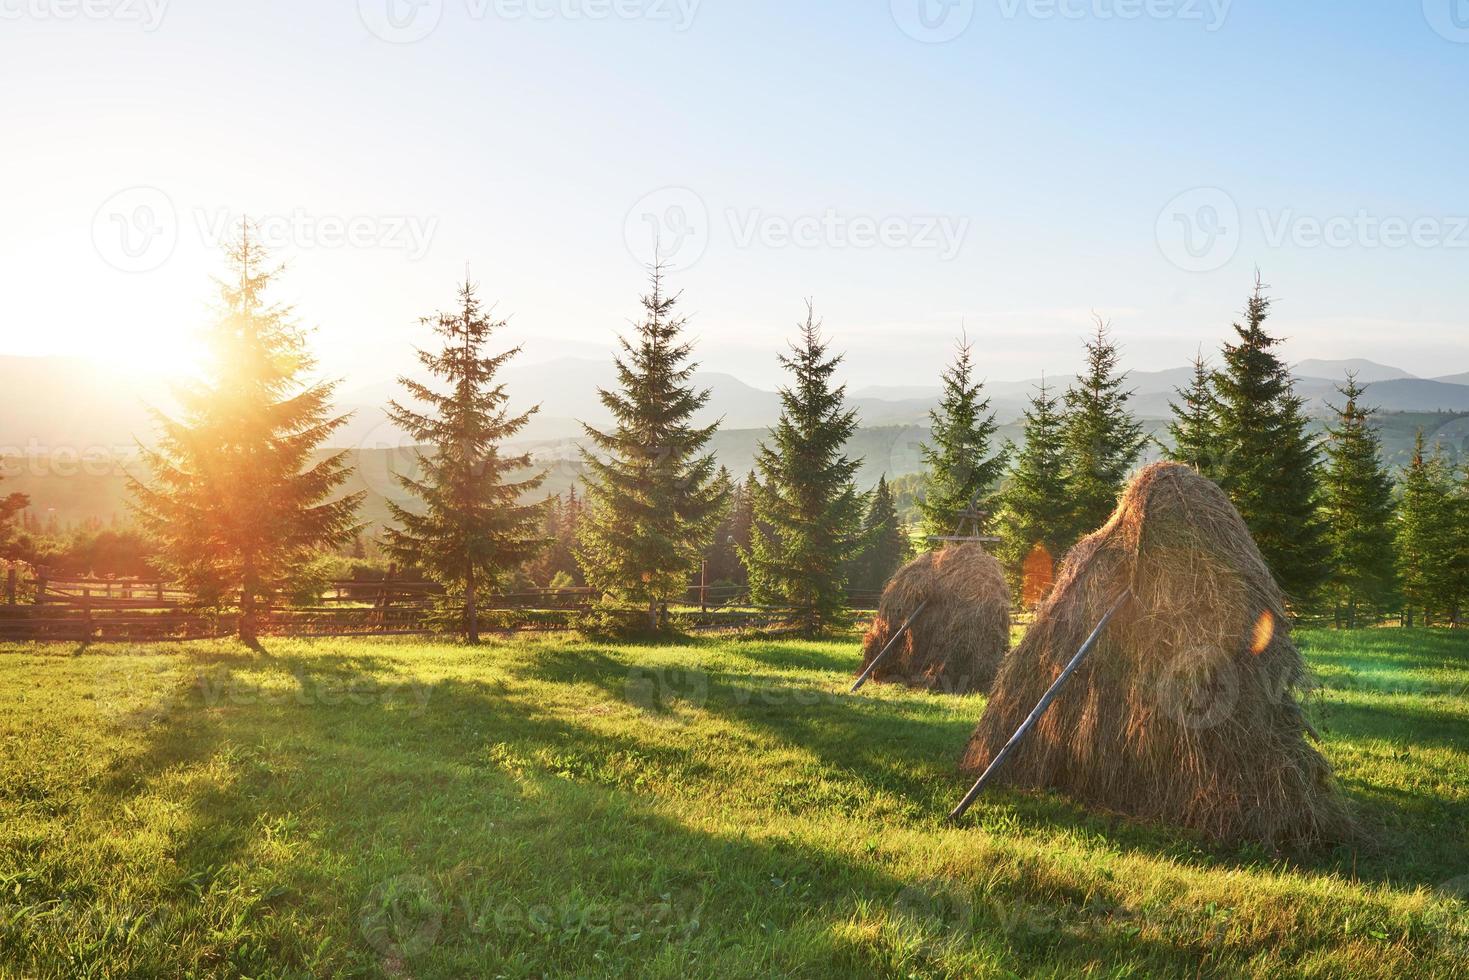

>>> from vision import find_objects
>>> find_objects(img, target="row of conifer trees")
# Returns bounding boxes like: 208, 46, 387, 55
105, 226, 1468, 641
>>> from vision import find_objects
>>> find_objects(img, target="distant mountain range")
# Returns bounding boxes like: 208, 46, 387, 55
5, 351, 1467, 531
4, 354, 1469, 452
335, 355, 1469, 446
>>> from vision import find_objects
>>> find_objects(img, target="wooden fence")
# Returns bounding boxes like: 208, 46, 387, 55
0, 569, 881, 642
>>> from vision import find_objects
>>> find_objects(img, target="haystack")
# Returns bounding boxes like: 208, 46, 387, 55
958, 462, 1354, 849
857, 543, 1010, 695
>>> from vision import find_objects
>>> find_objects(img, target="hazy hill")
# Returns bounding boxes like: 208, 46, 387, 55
4, 352, 1469, 532
6, 354, 1469, 452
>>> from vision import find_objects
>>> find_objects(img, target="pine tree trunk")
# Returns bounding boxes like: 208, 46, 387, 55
647, 597, 658, 633
465, 562, 480, 645
239, 566, 260, 649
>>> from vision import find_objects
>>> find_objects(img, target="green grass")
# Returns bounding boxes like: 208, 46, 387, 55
1, 628, 1467, 978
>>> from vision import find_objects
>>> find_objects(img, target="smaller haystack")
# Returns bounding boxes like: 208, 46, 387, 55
958, 462, 1355, 849
857, 543, 1010, 695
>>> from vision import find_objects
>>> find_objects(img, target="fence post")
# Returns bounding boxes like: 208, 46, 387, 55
35, 568, 47, 605
4, 566, 14, 606
82, 588, 93, 635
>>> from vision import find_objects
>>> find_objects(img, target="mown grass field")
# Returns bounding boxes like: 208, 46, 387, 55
1, 628, 1467, 978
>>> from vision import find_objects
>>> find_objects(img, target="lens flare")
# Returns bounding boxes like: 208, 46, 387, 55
1021, 542, 1054, 609
1249, 610, 1275, 656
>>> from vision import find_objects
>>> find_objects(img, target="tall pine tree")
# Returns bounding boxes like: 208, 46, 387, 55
746, 303, 866, 635
1319, 376, 1399, 627
1455, 464, 1469, 625
131, 225, 361, 646
1165, 351, 1220, 475
702, 466, 744, 585
849, 475, 909, 592
1210, 278, 1330, 606
526, 488, 584, 589
994, 378, 1072, 603
1396, 431, 1458, 627
917, 332, 1007, 537
1060, 319, 1147, 542
576, 267, 729, 631
728, 470, 759, 586
384, 276, 544, 643
0, 472, 26, 557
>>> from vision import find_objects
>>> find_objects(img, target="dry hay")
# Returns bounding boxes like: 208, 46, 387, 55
857, 543, 1011, 695
958, 462, 1355, 849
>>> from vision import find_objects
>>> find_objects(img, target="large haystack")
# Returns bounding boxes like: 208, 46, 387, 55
959, 462, 1354, 849
857, 543, 1010, 694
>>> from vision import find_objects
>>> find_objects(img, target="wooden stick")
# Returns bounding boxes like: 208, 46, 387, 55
946, 588, 1132, 824
850, 600, 928, 692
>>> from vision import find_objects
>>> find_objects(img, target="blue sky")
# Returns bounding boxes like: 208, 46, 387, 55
1, 0, 1465, 390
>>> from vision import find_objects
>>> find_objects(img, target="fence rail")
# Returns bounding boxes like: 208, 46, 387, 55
0, 569, 879, 642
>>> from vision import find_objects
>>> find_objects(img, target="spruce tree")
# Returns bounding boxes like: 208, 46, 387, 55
917, 333, 1008, 537
1396, 431, 1458, 626
1454, 464, 1469, 625
746, 303, 866, 635
1165, 351, 1221, 475
527, 487, 584, 589
576, 267, 729, 631
383, 276, 544, 643
0, 473, 26, 557
728, 470, 759, 586
994, 378, 1072, 602
850, 475, 909, 592
131, 226, 361, 645
1319, 377, 1399, 627
701, 466, 744, 585
1209, 278, 1330, 606
1060, 319, 1147, 542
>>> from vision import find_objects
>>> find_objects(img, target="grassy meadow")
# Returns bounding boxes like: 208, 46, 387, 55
1, 628, 1467, 978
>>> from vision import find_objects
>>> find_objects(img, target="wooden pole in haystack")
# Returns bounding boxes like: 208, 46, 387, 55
946, 588, 1132, 823
851, 599, 928, 692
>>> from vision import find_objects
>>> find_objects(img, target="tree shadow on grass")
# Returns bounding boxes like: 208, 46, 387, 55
80, 658, 1322, 977
1320, 695, 1469, 754
478, 635, 1458, 887
53, 640, 1466, 977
